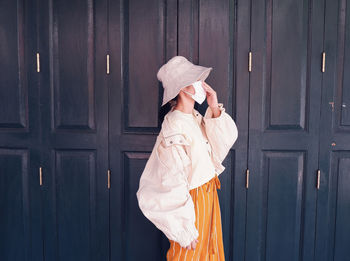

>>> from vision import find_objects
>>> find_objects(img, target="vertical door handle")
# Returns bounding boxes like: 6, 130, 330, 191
321, 52, 326, 72
39, 166, 43, 186
107, 54, 110, 74
246, 169, 249, 189
248, 52, 252, 72
36, 53, 40, 72
108, 169, 111, 189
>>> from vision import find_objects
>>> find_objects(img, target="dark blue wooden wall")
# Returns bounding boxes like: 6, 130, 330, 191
0, 0, 349, 260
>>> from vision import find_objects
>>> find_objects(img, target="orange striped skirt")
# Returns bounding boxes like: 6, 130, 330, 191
166, 174, 225, 260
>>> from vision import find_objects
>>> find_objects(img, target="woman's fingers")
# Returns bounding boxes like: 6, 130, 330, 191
202, 82, 210, 91
184, 238, 199, 250
202, 81, 213, 91
201, 81, 219, 107
202, 82, 216, 96
202, 85, 212, 96
191, 240, 198, 250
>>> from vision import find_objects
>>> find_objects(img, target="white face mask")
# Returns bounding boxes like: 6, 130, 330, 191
182, 81, 207, 104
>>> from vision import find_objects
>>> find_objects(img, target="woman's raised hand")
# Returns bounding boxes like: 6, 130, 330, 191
202, 81, 218, 108
202, 81, 221, 117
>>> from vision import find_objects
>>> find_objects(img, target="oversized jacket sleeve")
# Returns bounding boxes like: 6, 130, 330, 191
202, 103, 238, 164
136, 133, 199, 248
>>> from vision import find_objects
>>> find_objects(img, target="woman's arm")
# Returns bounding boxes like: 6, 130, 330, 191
136, 134, 198, 248
200, 81, 238, 165
202, 103, 238, 164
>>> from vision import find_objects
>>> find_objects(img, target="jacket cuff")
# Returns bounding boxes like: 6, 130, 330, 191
203, 103, 225, 119
203, 103, 226, 134
176, 222, 199, 248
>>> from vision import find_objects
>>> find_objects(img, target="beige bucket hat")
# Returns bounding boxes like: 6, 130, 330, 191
157, 56, 213, 106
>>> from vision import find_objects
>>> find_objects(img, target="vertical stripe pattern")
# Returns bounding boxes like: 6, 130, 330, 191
166, 174, 225, 260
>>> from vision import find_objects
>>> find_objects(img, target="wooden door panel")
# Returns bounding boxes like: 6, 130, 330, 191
316, 0, 350, 260
262, 151, 305, 261
0, 0, 42, 260
53, 151, 98, 260
109, 0, 177, 260
38, 0, 109, 260
328, 153, 350, 261
0, 150, 30, 261
247, 0, 325, 260
0, 1, 27, 130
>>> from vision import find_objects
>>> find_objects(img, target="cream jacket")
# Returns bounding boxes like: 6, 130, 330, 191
136, 103, 238, 248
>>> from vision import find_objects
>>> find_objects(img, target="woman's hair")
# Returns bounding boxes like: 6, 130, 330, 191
158, 94, 178, 123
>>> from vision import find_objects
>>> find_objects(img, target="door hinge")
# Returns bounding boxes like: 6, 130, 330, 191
316, 169, 320, 189
107, 169, 111, 189
245, 169, 249, 188
106, 54, 110, 74
248, 52, 252, 72
39, 166, 43, 186
36, 53, 40, 72
321, 52, 326, 72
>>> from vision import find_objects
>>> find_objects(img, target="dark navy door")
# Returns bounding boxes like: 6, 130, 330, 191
0, 0, 42, 260
246, 0, 325, 261
38, 0, 109, 260
315, 0, 350, 260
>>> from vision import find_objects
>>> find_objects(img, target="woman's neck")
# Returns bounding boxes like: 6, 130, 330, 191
173, 99, 194, 114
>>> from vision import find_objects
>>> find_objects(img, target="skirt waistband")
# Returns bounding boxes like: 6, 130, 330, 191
190, 173, 221, 192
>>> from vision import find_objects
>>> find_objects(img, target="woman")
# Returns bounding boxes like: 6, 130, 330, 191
136, 56, 238, 260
